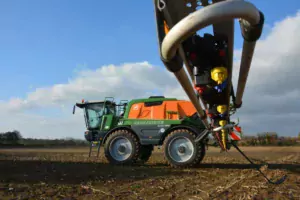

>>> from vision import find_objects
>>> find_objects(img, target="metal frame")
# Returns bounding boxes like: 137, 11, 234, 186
153, 0, 264, 131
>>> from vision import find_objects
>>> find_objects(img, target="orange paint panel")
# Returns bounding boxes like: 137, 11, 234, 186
128, 100, 197, 120
128, 103, 143, 119
178, 101, 197, 117
165, 101, 179, 120
128, 103, 153, 119
152, 103, 165, 119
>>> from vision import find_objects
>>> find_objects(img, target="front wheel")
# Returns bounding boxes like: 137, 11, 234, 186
163, 129, 205, 168
104, 129, 140, 165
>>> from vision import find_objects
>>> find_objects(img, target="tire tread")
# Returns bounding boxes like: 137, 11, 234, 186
104, 129, 140, 165
163, 128, 206, 168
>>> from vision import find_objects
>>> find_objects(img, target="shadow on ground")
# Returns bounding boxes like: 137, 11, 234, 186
1, 159, 299, 185
0, 160, 184, 184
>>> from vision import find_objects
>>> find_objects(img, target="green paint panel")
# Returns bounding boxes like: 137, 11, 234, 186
117, 119, 182, 126
100, 114, 114, 131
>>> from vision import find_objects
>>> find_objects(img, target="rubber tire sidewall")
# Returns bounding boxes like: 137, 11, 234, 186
104, 129, 140, 165
163, 129, 204, 168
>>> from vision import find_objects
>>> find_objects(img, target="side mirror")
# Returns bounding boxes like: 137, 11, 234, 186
73, 105, 76, 114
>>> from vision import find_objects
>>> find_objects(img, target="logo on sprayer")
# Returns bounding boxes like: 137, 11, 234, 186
133, 105, 139, 110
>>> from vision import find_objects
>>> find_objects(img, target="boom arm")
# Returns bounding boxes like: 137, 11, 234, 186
153, 0, 264, 150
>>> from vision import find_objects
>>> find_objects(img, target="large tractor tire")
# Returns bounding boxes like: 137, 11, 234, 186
163, 128, 206, 168
138, 145, 153, 163
104, 129, 141, 165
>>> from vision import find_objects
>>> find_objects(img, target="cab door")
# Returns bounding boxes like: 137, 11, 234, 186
99, 107, 114, 131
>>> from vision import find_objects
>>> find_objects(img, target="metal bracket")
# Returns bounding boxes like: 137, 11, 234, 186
213, 123, 235, 132
195, 129, 210, 142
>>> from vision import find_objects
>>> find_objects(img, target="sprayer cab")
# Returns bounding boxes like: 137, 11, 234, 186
73, 98, 128, 142
75, 100, 117, 129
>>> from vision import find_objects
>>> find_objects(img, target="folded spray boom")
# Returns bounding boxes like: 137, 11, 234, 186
153, 0, 286, 184
153, 0, 265, 149
154, 0, 264, 125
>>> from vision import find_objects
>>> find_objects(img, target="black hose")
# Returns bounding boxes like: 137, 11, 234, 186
231, 142, 287, 185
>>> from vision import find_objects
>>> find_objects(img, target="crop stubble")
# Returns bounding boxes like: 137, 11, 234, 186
0, 146, 299, 200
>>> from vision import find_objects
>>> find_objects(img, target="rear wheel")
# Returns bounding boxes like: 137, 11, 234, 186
163, 128, 205, 168
104, 129, 140, 165
138, 145, 153, 163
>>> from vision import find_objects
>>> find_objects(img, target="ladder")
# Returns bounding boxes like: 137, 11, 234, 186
88, 141, 101, 158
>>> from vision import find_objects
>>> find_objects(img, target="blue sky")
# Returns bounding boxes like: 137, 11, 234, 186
1, 1, 300, 138
0, 0, 299, 101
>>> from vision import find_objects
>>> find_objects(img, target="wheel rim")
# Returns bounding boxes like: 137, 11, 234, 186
168, 136, 194, 163
109, 136, 133, 161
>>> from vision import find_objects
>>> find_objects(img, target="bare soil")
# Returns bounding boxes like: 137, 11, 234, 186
0, 146, 299, 200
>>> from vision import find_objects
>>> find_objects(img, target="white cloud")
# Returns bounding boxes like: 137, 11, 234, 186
1, 11, 300, 138
231, 10, 300, 135
0, 62, 184, 139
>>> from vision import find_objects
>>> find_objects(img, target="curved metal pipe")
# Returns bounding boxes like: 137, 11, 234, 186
156, 0, 209, 110
160, 0, 264, 121
234, 40, 256, 106
161, 0, 261, 60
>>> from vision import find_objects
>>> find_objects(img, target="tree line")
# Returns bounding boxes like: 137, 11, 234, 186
238, 132, 300, 146
0, 130, 89, 148
0, 130, 299, 148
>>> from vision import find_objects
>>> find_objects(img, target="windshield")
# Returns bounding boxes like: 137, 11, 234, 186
84, 103, 115, 129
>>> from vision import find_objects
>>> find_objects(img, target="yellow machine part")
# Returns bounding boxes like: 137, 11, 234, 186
211, 66, 228, 84
219, 120, 227, 150
217, 105, 227, 114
